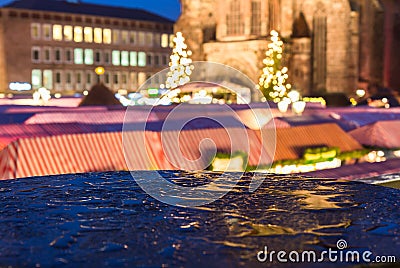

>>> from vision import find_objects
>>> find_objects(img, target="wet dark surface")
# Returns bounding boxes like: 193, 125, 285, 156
0, 171, 399, 267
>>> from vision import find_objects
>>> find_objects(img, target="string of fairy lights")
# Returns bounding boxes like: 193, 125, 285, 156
257, 30, 293, 104
160, 32, 194, 103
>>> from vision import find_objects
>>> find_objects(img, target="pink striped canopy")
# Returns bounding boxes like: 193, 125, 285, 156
349, 120, 400, 148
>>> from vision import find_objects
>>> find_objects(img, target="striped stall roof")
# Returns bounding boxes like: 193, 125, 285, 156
157, 128, 274, 170
0, 142, 18, 179
0, 123, 110, 150
25, 110, 159, 125
0, 131, 156, 180
4, 106, 107, 114
349, 120, 400, 148
263, 118, 291, 129
259, 123, 363, 162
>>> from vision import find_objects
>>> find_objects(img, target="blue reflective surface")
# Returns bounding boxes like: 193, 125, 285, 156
0, 171, 399, 267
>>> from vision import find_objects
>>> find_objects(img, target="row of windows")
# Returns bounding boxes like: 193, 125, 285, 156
31, 23, 174, 48
32, 47, 170, 67
31, 69, 157, 90
8, 10, 169, 31
226, 0, 277, 36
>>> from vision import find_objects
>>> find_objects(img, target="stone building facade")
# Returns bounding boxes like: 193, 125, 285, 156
0, 0, 174, 95
176, 0, 389, 100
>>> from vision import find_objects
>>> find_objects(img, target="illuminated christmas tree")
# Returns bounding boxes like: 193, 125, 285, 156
161, 32, 194, 103
258, 30, 291, 103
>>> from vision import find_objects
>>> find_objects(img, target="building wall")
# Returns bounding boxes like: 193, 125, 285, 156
381, 0, 400, 90
289, 38, 312, 93
175, 0, 217, 61
203, 40, 267, 101
177, 0, 386, 99
0, 20, 7, 92
0, 7, 174, 94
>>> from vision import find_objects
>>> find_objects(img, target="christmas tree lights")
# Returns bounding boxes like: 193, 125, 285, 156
258, 30, 291, 103
160, 32, 194, 103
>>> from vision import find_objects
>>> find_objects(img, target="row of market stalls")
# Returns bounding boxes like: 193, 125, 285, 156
1, 104, 400, 180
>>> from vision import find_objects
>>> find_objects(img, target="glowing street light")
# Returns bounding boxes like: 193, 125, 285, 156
356, 89, 366, 98
95, 66, 105, 84
95, 66, 105, 75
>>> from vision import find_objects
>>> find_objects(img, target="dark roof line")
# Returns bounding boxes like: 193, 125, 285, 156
3, 0, 174, 24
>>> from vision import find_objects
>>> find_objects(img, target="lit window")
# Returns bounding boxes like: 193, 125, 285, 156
94, 28, 102, 43
138, 72, 146, 86
84, 49, 94, 65
65, 48, 73, 63
54, 48, 62, 63
74, 26, 83, 42
43, 70, 53, 90
103, 29, 112, 44
113, 30, 120, 44
32, 47, 40, 63
104, 51, 111, 65
145, 32, 153, 46
31, 69, 42, 89
112, 50, 120, 66
44, 47, 51, 62
84, 27, 93, 43
161, 34, 169, 48
74, 48, 83, 64
130, 52, 137, 66
121, 51, 129, 66
121, 30, 129, 44
31, 23, 40, 39
138, 52, 146, 67
130, 31, 136, 44
64, 25, 73, 41
43, 24, 52, 40
138, 32, 145, 46
169, 34, 174, 48
53, 24, 62, 41
95, 50, 101, 64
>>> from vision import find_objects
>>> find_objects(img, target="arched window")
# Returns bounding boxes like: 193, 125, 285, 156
251, 0, 262, 35
226, 0, 244, 35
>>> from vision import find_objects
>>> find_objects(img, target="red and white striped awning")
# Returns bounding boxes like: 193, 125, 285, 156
157, 128, 274, 170
0, 131, 157, 180
25, 110, 160, 125
349, 120, 400, 148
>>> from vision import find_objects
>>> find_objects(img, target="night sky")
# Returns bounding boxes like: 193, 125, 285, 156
0, 0, 181, 21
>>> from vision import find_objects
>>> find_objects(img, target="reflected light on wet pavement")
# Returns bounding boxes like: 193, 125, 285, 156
0, 171, 399, 267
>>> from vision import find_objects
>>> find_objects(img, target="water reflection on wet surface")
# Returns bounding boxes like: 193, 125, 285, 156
0, 171, 399, 267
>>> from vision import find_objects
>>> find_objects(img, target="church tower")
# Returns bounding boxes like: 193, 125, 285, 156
175, 0, 217, 61
176, 0, 387, 98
